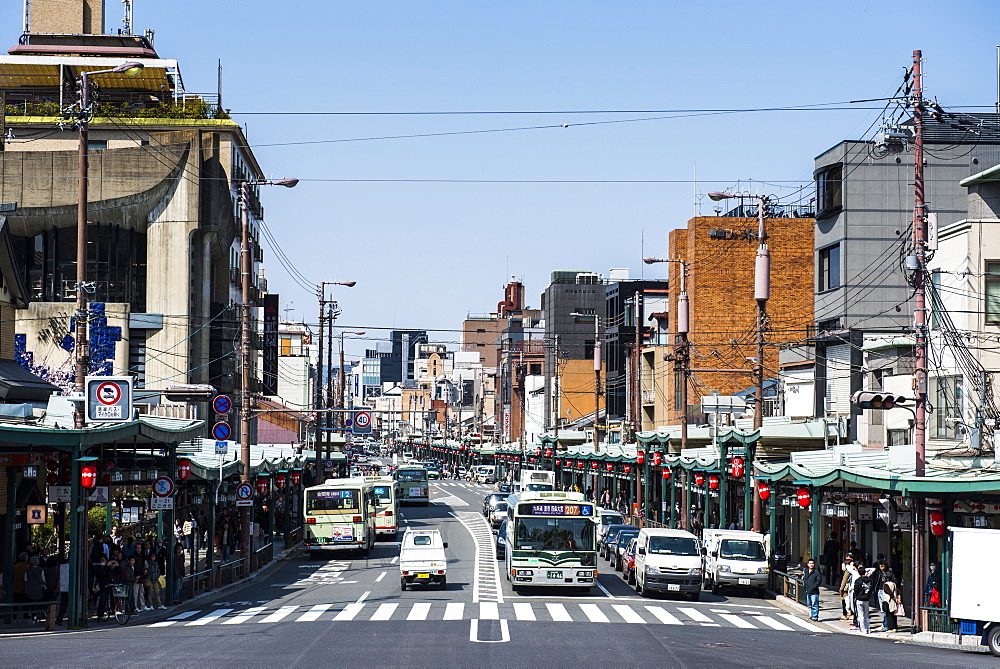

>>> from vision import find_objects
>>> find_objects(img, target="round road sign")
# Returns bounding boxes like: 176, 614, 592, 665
152, 476, 174, 498
354, 411, 371, 429
96, 382, 122, 406
236, 483, 253, 500
212, 421, 232, 441
212, 395, 232, 414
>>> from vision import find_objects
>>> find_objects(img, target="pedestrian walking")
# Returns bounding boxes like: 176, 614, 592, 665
172, 543, 186, 604
924, 561, 941, 607
839, 554, 856, 621
803, 558, 823, 621
875, 561, 901, 632
121, 555, 138, 615
852, 562, 875, 633
24, 556, 46, 608
144, 549, 165, 609
822, 532, 841, 585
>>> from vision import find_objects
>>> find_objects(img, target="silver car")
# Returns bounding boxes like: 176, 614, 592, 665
489, 502, 508, 528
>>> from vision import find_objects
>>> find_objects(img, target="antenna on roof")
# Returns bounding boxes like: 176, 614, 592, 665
122, 0, 133, 35
22, 0, 30, 33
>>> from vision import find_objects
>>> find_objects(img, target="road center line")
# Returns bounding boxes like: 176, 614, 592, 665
375, 571, 387, 583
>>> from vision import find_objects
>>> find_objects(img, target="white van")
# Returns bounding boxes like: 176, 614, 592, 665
632, 528, 703, 600
596, 508, 626, 549
701, 529, 768, 595
472, 465, 496, 484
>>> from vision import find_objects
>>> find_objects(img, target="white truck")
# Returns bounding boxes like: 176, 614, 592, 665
519, 469, 556, 491
399, 528, 449, 591
949, 526, 1000, 656
701, 529, 769, 596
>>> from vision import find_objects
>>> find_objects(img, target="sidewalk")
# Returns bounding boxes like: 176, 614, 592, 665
0, 538, 301, 637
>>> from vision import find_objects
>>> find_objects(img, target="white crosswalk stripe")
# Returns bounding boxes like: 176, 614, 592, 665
142, 600, 828, 634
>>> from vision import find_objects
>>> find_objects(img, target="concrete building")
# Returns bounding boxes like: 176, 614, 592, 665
0, 2, 272, 431
265, 321, 313, 411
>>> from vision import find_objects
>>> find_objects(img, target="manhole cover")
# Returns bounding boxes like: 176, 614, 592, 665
699, 642, 733, 647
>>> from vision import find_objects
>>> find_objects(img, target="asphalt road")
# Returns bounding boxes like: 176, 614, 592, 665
3, 462, 995, 668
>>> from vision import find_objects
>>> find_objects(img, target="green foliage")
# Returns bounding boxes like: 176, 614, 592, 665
4, 100, 230, 120
30, 516, 56, 551
88, 504, 108, 536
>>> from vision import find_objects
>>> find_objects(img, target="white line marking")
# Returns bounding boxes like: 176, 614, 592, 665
778, 613, 827, 632
222, 606, 265, 625
469, 618, 511, 643
443, 602, 465, 620
611, 604, 644, 623
579, 603, 610, 623
185, 608, 233, 626
391, 556, 399, 564
369, 603, 398, 621
545, 602, 573, 622
677, 607, 713, 623
700, 622, 722, 627
375, 571, 387, 583
356, 591, 371, 604
719, 613, 758, 628
259, 605, 298, 623
296, 604, 333, 622
512, 602, 535, 621
149, 610, 199, 626
594, 581, 616, 598
645, 606, 683, 625
479, 602, 499, 620
407, 602, 431, 620
333, 603, 364, 621
752, 615, 794, 631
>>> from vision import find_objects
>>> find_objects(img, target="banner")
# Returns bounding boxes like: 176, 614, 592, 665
262, 293, 279, 395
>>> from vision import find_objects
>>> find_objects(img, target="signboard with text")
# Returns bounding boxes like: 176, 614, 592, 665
86, 376, 133, 423
262, 294, 279, 395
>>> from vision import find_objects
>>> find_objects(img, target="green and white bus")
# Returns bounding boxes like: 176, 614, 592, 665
504, 490, 598, 592
394, 465, 430, 506
304, 478, 377, 556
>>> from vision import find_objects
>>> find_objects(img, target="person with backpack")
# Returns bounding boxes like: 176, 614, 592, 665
852, 561, 876, 633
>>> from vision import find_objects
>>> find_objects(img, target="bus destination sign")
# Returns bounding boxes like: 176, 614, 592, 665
521, 503, 593, 516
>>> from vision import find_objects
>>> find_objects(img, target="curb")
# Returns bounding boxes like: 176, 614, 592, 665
0, 544, 302, 638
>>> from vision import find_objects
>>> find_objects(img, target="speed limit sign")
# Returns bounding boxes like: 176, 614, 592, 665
352, 410, 372, 434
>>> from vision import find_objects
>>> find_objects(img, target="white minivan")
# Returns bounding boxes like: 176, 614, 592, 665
701, 529, 769, 595
472, 465, 497, 484
632, 528, 703, 600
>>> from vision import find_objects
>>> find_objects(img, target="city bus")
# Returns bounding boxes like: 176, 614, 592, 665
303, 477, 377, 557
364, 475, 400, 540
394, 465, 430, 506
504, 490, 598, 592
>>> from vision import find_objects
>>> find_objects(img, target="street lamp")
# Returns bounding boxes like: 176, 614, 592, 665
569, 311, 602, 453
238, 177, 297, 575
73, 62, 145, 405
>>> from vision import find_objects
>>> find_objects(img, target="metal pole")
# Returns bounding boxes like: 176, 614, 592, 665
239, 181, 253, 577
593, 315, 601, 453
752, 194, 769, 532
339, 330, 347, 429
315, 285, 325, 461
326, 305, 335, 455
74, 72, 91, 406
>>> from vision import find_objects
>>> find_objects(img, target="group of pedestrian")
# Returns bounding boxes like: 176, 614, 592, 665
835, 553, 903, 633
89, 533, 169, 620
9, 546, 60, 622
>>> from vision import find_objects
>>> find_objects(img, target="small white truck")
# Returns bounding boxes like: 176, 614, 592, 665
399, 528, 449, 590
949, 526, 1000, 656
701, 529, 769, 596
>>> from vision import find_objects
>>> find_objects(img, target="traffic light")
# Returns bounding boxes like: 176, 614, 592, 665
851, 391, 902, 410
163, 384, 217, 402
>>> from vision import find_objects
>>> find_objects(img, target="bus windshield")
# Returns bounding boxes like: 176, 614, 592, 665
396, 469, 427, 482
513, 517, 594, 551
307, 489, 359, 512
372, 485, 393, 506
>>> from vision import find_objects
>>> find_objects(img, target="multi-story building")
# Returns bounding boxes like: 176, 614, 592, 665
266, 321, 313, 410
0, 1, 273, 434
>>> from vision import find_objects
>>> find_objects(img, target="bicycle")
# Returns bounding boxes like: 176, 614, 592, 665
110, 584, 130, 625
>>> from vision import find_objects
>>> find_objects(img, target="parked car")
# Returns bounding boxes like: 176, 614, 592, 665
601, 524, 638, 560
597, 510, 627, 551
622, 538, 638, 585
497, 482, 512, 494
609, 528, 640, 571
495, 519, 508, 560
483, 492, 509, 517
489, 502, 508, 528
426, 468, 441, 480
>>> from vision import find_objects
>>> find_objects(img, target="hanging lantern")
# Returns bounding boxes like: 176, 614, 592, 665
661, 468, 671, 480
653, 451, 663, 466
290, 470, 301, 486
636, 450, 646, 465
101, 472, 112, 486
275, 472, 287, 489
606, 463, 614, 472
577, 459, 584, 468
929, 511, 946, 536
103, 459, 115, 471
624, 464, 632, 474
694, 473, 705, 486
81, 464, 99, 489
177, 458, 191, 480
62, 469, 72, 484
46, 472, 59, 485
757, 481, 771, 500
530, 457, 536, 464
545, 448, 552, 457
709, 475, 720, 490
46, 460, 59, 473
730, 457, 745, 479
591, 461, 598, 470
797, 487, 811, 508
256, 476, 270, 495
535, 447, 542, 457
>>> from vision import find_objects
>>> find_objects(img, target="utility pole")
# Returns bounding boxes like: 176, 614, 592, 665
315, 285, 326, 463
634, 293, 642, 435
751, 193, 769, 533
325, 302, 336, 444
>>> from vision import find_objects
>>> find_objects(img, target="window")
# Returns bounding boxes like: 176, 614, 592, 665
87, 140, 108, 151
818, 244, 841, 292
887, 429, 910, 447
933, 375, 963, 440
815, 163, 843, 217
986, 262, 1000, 324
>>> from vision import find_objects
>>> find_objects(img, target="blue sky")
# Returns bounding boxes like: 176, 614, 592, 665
3, 1, 999, 359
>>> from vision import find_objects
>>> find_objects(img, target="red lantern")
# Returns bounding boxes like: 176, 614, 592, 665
694, 473, 705, 486
256, 477, 269, 495
662, 468, 671, 480
46, 460, 59, 473
545, 448, 552, 457
46, 473, 59, 485
535, 447, 542, 457
62, 470, 72, 484
103, 459, 115, 471
653, 451, 663, 466
624, 464, 632, 474
591, 461, 598, 470
290, 470, 301, 486
81, 464, 98, 489
275, 473, 287, 489
577, 460, 584, 468
530, 457, 536, 464
554, 459, 561, 466
757, 482, 771, 500
606, 463, 613, 472
929, 511, 946, 536
177, 458, 191, 480
709, 475, 720, 490
101, 472, 112, 486
636, 450, 646, 465
797, 487, 811, 508
730, 457, 745, 479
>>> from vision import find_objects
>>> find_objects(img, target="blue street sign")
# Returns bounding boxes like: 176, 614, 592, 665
212, 421, 232, 441
213, 395, 232, 414
215, 440, 228, 455
345, 418, 353, 427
